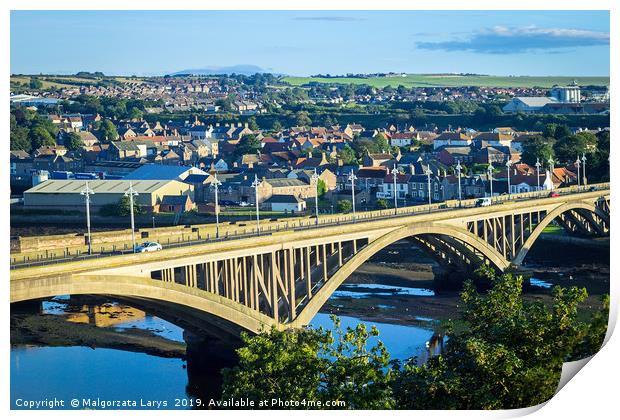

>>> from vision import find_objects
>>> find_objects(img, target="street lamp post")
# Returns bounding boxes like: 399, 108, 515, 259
124, 181, 139, 252
391, 164, 398, 214
251, 175, 261, 234
455, 160, 462, 205
535, 158, 541, 191
311, 169, 320, 225
506, 160, 512, 198
581, 153, 587, 187
211, 173, 222, 238
548, 157, 555, 192
487, 163, 494, 199
348, 169, 357, 219
575, 156, 581, 190
80, 181, 94, 255
425, 168, 433, 208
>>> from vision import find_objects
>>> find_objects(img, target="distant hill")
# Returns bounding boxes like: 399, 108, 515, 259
171, 64, 270, 76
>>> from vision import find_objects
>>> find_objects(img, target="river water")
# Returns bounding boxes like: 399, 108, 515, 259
10, 286, 445, 409
10, 237, 609, 409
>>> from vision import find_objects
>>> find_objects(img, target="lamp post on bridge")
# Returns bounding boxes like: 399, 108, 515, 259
581, 153, 587, 188
425, 168, 433, 208
391, 164, 398, 214
575, 155, 581, 191
311, 169, 320, 225
487, 163, 494, 199
548, 157, 555, 192
251, 174, 261, 235
211, 173, 222, 238
348, 169, 357, 220
506, 160, 512, 198
535, 158, 541, 191
456, 160, 462, 206
80, 181, 94, 255
124, 181, 139, 252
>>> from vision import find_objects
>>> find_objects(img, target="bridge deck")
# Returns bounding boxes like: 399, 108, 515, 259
11, 186, 609, 282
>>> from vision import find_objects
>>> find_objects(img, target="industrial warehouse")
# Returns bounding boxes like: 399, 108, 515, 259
23, 179, 194, 213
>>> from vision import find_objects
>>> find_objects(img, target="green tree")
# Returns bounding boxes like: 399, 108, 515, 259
29, 77, 43, 89
63, 132, 84, 151
247, 116, 259, 131
373, 133, 390, 153
376, 198, 389, 209
554, 125, 571, 139
337, 199, 353, 213
99, 195, 144, 217
553, 134, 595, 164
338, 144, 357, 165
234, 134, 261, 158
317, 179, 327, 197
295, 111, 312, 127
271, 120, 283, 132
96, 119, 119, 142
222, 316, 394, 409
521, 136, 554, 166
392, 266, 606, 409
28, 125, 56, 150
128, 107, 144, 121
10, 120, 31, 151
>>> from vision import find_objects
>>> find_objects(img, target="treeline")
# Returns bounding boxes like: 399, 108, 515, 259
10, 108, 120, 152
521, 124, 609, 182
10, 108, 59, 152
221, 265, 609, 409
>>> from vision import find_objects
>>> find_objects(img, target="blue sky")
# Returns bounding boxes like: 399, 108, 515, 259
10, 10, 610, 76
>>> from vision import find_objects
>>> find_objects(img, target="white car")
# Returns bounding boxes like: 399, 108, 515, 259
134, 241, 163, 252
475, 197, 492, 207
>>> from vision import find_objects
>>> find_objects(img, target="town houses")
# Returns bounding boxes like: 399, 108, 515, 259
11, 111, 596, 216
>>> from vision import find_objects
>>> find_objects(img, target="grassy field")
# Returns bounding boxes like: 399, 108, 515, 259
10, 75, 147, 90
282, 74, 610, 89
10, 76, 82, 90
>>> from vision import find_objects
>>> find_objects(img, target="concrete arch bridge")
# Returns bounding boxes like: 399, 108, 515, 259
11, 186, 609, 335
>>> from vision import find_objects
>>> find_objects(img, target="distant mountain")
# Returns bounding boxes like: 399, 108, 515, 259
170, 64, 272, 76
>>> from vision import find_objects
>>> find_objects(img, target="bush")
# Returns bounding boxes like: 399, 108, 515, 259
376, 198, 389, 209
337, 199, 353, 213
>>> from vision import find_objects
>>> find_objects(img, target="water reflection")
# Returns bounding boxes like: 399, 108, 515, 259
310, 313, 444, 363
529, 278, 553, 289
12, 282, 446, 408
332, 283, 435, 298
11, 346, 188, 410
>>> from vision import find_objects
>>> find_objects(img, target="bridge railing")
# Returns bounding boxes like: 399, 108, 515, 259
10, 182, 609, 270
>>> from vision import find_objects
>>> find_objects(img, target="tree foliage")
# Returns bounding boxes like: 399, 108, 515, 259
99, 195, 144, 217
234, 134, 261, 159
63, 132, 84, 151
391, 266, 607, 409
94, 119, 119, 142
220, 265, 608, 409
337, 199, 353, 213
521, 135, 554, 166
222, 316, 394, 409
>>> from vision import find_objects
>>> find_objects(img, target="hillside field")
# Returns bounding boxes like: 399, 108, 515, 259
282, 74, 610, 89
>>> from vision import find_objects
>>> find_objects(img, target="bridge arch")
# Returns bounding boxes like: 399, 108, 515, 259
291, 223, 509, 328
10, 274, 277, 334
513, 201, 609, 266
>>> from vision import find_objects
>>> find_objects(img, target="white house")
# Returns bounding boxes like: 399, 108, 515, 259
377, 173, 410, 199
188, 125, 214, 140
264, 195, 307, 212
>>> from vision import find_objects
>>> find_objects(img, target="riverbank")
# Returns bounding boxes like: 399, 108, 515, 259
11, 309, 186, 359
322, 237, 610, 327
